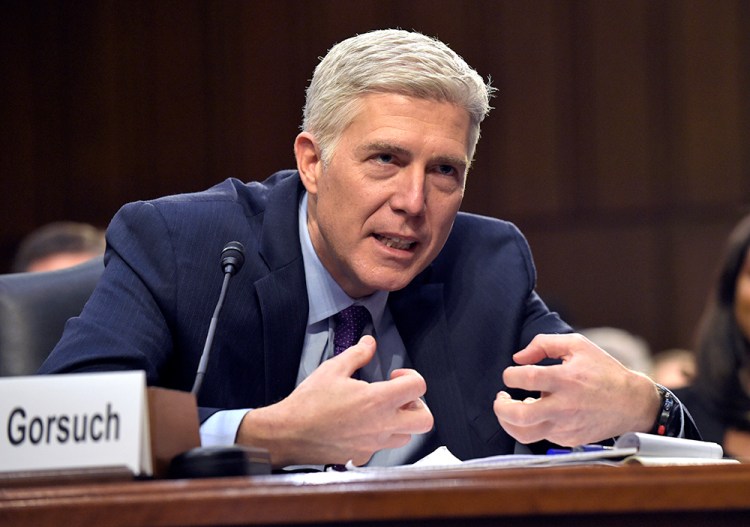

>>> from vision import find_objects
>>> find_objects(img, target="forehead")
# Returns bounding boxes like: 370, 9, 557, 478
340, 93, 472, 159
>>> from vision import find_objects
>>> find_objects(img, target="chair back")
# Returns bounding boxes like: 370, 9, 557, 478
0, 256, 104, 376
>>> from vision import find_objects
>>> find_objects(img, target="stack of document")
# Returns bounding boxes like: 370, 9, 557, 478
347, 433, 739, 472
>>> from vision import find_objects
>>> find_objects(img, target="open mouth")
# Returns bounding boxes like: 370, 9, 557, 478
373, 234, 416, 251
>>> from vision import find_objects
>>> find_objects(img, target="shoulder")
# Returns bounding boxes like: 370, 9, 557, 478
104, 170, 302, 268
450, 212, 528, 247
435, 212, 535, 279
133, 170, 299, 213
111, 171, 300, 226
403, 211, 540, 304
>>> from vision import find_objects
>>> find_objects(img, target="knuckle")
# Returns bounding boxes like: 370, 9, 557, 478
525, 367, 540, 384
420, 411, 435, 431
571, 333, 589, 346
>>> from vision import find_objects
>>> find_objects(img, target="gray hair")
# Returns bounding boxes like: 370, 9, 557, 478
302, 29, 495, 165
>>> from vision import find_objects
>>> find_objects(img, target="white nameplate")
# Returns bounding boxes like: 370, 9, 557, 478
0, 371, 153, 476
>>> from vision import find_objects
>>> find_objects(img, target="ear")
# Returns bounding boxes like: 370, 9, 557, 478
294, 132, 323, 195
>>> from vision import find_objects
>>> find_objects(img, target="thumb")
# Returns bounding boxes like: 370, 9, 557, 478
331, 335, 377, 376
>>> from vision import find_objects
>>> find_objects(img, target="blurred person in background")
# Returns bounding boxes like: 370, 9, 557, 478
675, 214, 750, 457
579, 326, 654, 377
651, 348, 695, 390
12, 221, 105, 273
581, 325, 696, 391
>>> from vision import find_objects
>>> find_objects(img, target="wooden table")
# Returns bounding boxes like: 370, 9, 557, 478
3, 463, 750, 526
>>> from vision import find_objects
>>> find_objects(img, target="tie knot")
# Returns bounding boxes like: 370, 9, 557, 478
333, 305, 370, 356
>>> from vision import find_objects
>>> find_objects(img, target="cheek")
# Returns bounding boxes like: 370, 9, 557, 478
431, 198, 462, 238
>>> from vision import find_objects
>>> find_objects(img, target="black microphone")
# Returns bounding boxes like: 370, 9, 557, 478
169, 241, 271, 479
220, 241, 245, 275
191, 241, 245, 396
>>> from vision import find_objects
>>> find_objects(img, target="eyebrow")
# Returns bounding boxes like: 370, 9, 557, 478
358, 141, 469, 172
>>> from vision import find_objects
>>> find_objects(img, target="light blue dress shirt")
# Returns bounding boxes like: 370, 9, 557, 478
200, 192, 428, 466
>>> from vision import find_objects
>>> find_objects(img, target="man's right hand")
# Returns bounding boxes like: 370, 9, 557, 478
235, 335, 434, 468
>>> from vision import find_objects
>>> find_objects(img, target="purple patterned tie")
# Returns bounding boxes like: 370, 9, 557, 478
333, 305, 370, 356
326, 305, 370, 472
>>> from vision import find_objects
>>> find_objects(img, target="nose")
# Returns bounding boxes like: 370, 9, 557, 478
389, 167, 426, 216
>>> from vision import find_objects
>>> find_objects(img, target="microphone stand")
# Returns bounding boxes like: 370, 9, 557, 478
168, 242, 271, 478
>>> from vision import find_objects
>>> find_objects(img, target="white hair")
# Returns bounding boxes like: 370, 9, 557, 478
302, 29, 495, 165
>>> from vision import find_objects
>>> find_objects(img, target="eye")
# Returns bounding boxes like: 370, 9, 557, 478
375, 153, 395, 164
436, 164, 457, 176
430, 163, 465, 191
432, 164, 463, 181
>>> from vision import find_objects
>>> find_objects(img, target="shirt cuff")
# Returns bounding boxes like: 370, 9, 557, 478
199, 409, 250, 446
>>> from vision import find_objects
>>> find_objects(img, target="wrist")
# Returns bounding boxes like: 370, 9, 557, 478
650, 384, 679, 436
236, 406, 293, 468
629, 372, 663, 434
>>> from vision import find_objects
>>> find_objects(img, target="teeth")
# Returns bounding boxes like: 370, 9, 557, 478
377, 235, 414, 250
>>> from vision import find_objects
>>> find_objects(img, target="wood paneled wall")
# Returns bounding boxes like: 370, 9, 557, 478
2, 0, 749, 352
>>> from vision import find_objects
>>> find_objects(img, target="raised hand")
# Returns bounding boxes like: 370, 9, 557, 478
236, 335, 434, 467
493, 333, 660, 447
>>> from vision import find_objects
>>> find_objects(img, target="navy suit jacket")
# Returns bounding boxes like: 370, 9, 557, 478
40, 170, 572, 461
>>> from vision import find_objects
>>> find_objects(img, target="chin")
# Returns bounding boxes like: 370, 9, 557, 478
349, 262, 425, 296
367, 275, 417, 293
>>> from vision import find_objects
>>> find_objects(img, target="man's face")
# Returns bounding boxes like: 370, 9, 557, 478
735, 248, 750, 341
296, 93, 472, 298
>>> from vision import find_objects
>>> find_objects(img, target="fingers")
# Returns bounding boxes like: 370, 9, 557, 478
493, 391, 556, 445
512, 333, 590, 365
389, 368, 414, 380
504, 333, 604, 393
307, 338, 432, 460
397, 397, 434, 434
348, 433, 414, 466
495, 333, 657, 446
382, 433, 413, 450
324, 348, 433, 434
493, 390, 547, 427
503, 363, 559, 393
374, 373, 433, 434
379, 368, 428, 407
325, 335, 377, 376
249, 336, 436, 467
320, 339, 431, 430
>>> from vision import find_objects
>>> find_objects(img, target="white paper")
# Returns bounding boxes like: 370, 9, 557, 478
614, 432, 724, 459
347, 433, 735, 473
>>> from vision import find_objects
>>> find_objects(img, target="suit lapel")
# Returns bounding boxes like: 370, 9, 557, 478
255, 174, 309, 404
390, 281, 476, 460
256, 269, 307, 404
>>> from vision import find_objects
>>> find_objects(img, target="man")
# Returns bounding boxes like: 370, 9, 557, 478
40, 29, 698, 468
13, 221, 105, 273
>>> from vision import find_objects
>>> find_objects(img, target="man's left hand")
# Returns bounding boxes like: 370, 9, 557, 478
493, 333, 661, 446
